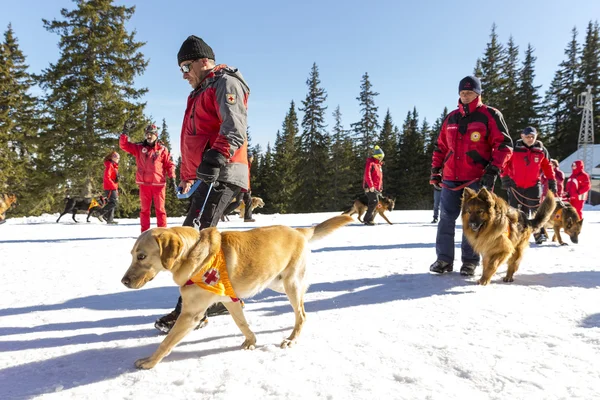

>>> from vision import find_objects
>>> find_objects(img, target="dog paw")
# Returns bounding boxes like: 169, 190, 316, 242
477, 278, 490, 286
280, 339, 296, 348
560, 242, 569, 246
135, 357, 158, 370
241, 339, 256, 350
502, 277, 514, 283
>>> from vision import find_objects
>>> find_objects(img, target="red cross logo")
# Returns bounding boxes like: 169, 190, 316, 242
226, 93, 236, 105
203, 268, 220, 285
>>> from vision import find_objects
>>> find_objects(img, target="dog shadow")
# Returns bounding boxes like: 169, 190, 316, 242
515, 270, 600, 289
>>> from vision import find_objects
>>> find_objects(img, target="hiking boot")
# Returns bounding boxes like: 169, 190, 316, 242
206, 302, 230, 317
431, 217, 438, 223
429, 260, 453, 274
460, 263, 478, 276
244, 218, 256, 222
364, 220, 375, 226
107, 220, 118, 225
154, 309, 208, 334
534, 232, 547, 245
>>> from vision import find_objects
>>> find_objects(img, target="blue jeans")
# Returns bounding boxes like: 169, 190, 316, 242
433, 188, 441, 219
435, 180, 481, 265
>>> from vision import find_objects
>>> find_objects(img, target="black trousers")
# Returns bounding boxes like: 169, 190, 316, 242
175, 181, 241, 314
102, 189, 118, 222
507, 184, 541, 217
363, 191, 380, 223
222, 190, 253, 220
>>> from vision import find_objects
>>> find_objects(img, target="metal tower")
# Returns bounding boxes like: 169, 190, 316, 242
576, 85, 594, 178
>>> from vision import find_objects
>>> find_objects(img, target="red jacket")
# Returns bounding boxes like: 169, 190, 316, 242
119, 135, 175, 186
501, 139, 554, 189
363, 157, 383, 191
541, 167, 564, 197
565, 160, 591, 201
180, 65, 250, 189
432, 98, 513, 181
103, 160, 119, 190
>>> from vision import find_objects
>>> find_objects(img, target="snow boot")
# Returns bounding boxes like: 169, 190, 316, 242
430, 260, 453, 274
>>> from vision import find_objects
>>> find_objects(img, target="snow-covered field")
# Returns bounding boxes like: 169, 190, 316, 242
1, 206, 599, 400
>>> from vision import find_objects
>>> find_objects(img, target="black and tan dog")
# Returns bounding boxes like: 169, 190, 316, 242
544, 201, 583, 245
56, 196, 107, 223
121, 215, 353, 369
0, 193, 18, 225
342, 193, 395, 225
461, 188, 555, 285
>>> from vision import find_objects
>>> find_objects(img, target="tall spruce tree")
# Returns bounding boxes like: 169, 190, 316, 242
578, 21, 600, 143
330, 105, 357, 209
296, 63, 331, 212
256, 143, 276, 213
351, 72, 380, 158
0, 24, 40, 214
37, 0, 148, 213
272, 101, 300, 213
501, 36, 520, 137
516, 44, 543, 134
377, 109, 398, 194
478, 24, 506, 109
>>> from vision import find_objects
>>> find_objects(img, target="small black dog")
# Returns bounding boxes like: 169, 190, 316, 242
56, 196, 107, 223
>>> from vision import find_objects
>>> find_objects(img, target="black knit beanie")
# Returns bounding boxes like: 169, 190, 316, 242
177, 35, 215, 65
458, 76, 482, 95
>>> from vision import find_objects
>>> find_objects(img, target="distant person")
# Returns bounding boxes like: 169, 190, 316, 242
362, 145, 384, 226
119, 123, 176, 232
102, 151, 120, 225
541, 159, 564, 198
429, 75, 513, 276
431, 185, 441, 223
500, 126, 556, 244
565, 160, 591, 219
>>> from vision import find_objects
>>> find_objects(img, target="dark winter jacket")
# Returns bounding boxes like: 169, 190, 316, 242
119, 134, 176, 186
103, 160, 119, 190
432, 97, 513, 181
363, 157, 383, 191
501, 139, 554, 189
180, 64, 250, 189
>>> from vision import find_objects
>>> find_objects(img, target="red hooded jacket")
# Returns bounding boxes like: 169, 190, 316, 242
363, 157, 383, 191
119, 135, 175, 186
103, 160, 119, 190
565, 160, 591, 201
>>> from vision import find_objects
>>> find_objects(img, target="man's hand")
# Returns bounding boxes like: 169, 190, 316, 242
480, 165, 500, 190
369, 187, 375, 192
178, 180, 193, 194
429, 167, 442, 189
123, 119, 135, 134
197, 149, 227, 184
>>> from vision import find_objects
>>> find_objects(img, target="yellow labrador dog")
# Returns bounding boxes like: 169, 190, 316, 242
121, 215, 353, 369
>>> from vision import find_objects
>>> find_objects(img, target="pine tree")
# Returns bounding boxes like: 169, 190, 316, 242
0, 24, 42, 215
256, 143, 275, 213
578, 21, 600, 143
501, 36, 520, 137
37, 0, 148, 215
272, 101, 300, 213
351, 72, 380, 158
478, 24, 506, 109
516, 44, 543, 134
377, 109, 398, 194
330, 105, 357, 209
296, 63, 331, 212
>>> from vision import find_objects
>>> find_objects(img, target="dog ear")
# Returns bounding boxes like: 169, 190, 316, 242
463, 187, 476, 199
155, 231, 183, 270
478, 187, 494, 203
188, 227, 221, 268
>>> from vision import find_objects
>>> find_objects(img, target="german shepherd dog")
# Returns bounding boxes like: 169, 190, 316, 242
221, 197, 265, 222
461, 187, 555, 285
56, 196, 107, 223
342, 193, 395, 225
545, 201, 583, 245
0, 193, 18, 225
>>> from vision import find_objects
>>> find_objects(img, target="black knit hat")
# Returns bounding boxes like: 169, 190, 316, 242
177, 35, 215, 65
458, 76, 482, 95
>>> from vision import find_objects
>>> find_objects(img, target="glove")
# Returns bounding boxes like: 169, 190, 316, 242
480, 165, 499, 190
122, 119, 135, 134
196, 149, 227, 184
429, 167, 442, 190
114, 173, 119, 183
548, 179, 557, 195
501, 175, 514, 190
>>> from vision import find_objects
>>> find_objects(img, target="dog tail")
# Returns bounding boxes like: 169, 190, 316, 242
528, 190, 555, 231
298, 215, 353, 243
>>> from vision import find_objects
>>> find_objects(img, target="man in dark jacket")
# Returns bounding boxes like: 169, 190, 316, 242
429, 76, 513, 276
155, 35, 250, 334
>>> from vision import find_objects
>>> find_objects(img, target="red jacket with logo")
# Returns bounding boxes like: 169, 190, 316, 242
363, 157, 383, 191
180, 65, 250, 189
501, 139, 555, 189
119, 135, 176, 186
432, 98, 513, 181
103, 160, 119, 190
565, 160, 591, 201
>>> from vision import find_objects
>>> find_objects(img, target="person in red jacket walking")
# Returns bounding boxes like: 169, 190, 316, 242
565, 160, 591, 219
102, 151, 120, 224
120, 124, 176, 232
429, 76, 513, 276
363, 145, 384, 226
541, 159, 565, 198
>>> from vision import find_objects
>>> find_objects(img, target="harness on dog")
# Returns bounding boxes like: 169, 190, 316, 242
88, 197, 108, 211
554, 208, 563, 221
185, 248, 240, 302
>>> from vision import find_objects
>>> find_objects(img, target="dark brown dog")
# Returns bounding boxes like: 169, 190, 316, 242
56, 196, 107, 223
461, 187, 555, 285
545, 201, 583, 245
342, 193, 395, 225
0, 194, 17, 224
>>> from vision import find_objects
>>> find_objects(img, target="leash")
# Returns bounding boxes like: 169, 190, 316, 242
193, 182, 214, 230
509, 187, 542, 208
441, 178, 478, 191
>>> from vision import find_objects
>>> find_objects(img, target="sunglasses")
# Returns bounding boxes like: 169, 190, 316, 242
179, 59, 198, 73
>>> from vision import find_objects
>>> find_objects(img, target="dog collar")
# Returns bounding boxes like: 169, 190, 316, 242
185, 248, 239, 302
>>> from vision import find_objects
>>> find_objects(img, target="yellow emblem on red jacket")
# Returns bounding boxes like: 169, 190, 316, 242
470, 131, 481, 142
187, 248, 237, 299
226, 93, 236, 105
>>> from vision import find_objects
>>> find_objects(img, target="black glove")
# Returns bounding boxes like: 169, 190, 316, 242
197, 149, 227, 184
501, 175, 514, 190
114, 173, 119, 183
548, 179, 557, 195
480, 165, 499, 190
122, 119, 135, 134
429, 167, 442, 190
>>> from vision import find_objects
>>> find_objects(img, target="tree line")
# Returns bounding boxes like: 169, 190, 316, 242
1, 0, 598, 217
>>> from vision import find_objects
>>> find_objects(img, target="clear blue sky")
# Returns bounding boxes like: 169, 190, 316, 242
2, 0, 599, 158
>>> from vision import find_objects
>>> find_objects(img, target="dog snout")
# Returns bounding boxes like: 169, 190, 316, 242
121, 276, 132, 288
570, 235, 578, 244
469, 222, 482, 232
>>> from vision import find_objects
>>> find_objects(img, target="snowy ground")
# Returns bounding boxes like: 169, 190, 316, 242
0, 206, 599, 400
